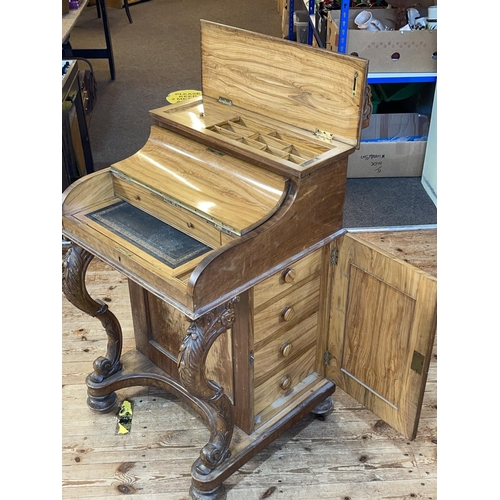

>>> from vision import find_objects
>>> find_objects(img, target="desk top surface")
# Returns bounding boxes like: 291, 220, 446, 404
62, 0, 90, 42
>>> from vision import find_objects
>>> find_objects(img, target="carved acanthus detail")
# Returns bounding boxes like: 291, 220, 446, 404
177, 297, 239, 473
362, 84, 373, 129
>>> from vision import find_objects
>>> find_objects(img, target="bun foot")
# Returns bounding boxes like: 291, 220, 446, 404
189, 483, 226, 500
87, 392, 118, 413
310, 395, 334, 418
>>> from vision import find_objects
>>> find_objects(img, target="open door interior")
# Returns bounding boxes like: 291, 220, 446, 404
327, 231, 437, 440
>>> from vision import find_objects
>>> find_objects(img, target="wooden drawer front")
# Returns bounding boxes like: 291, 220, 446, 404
253, 249, 321, 309
254, 311, 318, 384
254, 346, 317, 416
254, 277, 320, 345
113, 176, 223, 248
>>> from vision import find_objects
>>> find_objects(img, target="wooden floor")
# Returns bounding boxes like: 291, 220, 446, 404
62, 229, 437, 500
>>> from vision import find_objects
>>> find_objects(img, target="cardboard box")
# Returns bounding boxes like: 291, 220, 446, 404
326, 9, 339, 51
326, 7, 437, 73
281, 0, 290, 38
347, 113, 429, 178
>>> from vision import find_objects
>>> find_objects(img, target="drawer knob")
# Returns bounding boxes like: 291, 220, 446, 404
280, 375, 292, 391
187, 222, 194, 228
280, 342, 293, 358
282, 268, 296, 283
281, 306, 295, 322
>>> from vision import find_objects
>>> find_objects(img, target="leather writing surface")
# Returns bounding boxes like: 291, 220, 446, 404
88, 201, 211, 269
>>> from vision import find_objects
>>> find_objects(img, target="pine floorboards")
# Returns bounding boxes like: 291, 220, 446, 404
61, 229, 437, 499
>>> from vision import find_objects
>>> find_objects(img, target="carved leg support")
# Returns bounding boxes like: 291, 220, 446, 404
62, 244, 123, 412
177, 298, 239, 500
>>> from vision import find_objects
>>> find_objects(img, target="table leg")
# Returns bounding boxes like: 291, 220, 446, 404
178, 297, 240, 499
62, 0, 116, 80
62, 243, 123, 411
97, 0, 115, 80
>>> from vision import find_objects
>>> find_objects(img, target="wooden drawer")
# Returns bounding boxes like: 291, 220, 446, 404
254, 276, 320, 345
113, 175, 223, 248
254, 346, 317, 416
254, 311, 318, 384
254, 249, 322, 309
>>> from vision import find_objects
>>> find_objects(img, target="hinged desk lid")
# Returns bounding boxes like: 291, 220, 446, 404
200, 20, 369, 147
111, 126, 288, 236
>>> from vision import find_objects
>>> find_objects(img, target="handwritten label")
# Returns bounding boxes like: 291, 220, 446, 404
360, 154, 386, 160
359, 154, 385, 174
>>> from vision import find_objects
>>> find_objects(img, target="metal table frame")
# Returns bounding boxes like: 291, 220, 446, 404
62, 0, 115, 81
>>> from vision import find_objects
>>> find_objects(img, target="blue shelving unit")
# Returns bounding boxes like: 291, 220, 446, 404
288, 0, 295, 41
290, 1, 437, 85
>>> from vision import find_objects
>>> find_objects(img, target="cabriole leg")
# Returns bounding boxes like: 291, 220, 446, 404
62, 243, 123, 412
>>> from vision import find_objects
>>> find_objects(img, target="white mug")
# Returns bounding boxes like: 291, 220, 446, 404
407, 8, 419, 27
354, 10, 388, 31
427, 5, 437, 30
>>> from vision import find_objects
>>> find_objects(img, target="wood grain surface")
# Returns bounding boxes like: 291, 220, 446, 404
62, 238, 437, 499
328, 231, 437, 440
150, 98, 355, 179
112, 125, 288, 235
200, 21, 368, 147
353, 228, 437, 278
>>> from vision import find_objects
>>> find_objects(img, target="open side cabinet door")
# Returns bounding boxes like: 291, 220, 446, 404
327, 232, 437, 440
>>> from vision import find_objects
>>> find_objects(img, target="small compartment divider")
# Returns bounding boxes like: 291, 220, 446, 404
241, 137, 268, 150
207, 116, 333, 165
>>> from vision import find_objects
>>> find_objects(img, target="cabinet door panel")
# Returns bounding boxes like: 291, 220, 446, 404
327, 233, 436, 440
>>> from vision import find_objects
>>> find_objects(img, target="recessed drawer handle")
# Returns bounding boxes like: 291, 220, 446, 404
281, 306, 295, 322
280, 375, 292, 391
280, 342, 293, 358
282, 268, 296, 283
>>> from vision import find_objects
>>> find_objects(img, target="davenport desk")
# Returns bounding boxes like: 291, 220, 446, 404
62, 22, 437, 500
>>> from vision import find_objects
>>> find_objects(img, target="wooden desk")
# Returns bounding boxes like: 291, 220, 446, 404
61, 23, 437, 500
62, 0, 115, 80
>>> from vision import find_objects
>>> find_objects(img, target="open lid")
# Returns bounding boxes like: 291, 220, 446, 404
200, 21, 369, 148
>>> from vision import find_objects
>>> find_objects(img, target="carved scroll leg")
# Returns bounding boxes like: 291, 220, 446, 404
177, 298, 239, 500
62, 243, 123, 412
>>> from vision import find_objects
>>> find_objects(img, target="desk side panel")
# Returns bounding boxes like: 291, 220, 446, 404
190, 158, 349, 312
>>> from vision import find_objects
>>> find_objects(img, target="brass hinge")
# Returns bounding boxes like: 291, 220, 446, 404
314, 129, 334, 142
411, 350, 425, 375
331, 247, 339, 265
218, 96, 233, 106
324, 351, 331, 365
249, 350, 254, 366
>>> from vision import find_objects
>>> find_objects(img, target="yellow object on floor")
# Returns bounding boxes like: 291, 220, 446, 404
116, 400, 133, 434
